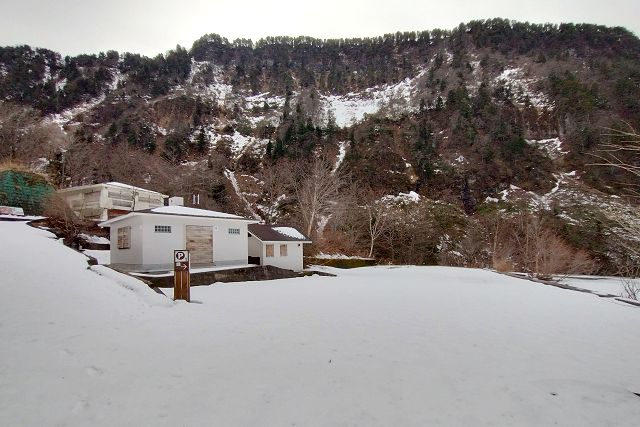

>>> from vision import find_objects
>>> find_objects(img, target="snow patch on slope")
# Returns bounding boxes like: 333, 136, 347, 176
207, 127, 270, 159
243, 92, 286, 127
526, 137, 567, 159
496, 67, 552, 109
333, 141, 348, 173
46, 94, 106, 129
224, 169, 260, 219
187, 60, 233, 107
321, 69, 427, 127
108, 68, 123, 91
55, 78, 67, 91
381, 191, 421, 204
42, 64, 52, 83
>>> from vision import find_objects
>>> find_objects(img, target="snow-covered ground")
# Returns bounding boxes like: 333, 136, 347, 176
563, 275, 633, 296
78, 233, 110, 245
314, 252, 374, 260
82, 249, 110, 265
1, 221, 640, 426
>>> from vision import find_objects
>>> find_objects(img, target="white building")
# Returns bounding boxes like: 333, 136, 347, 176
58, 182, 168, 221
99, 206, 258, 272
248, 224, 312, 272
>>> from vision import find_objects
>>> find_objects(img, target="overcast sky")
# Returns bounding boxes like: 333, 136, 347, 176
1, 0, 639, 57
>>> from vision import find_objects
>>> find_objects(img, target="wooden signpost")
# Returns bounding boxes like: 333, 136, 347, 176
173, 250, 190, 302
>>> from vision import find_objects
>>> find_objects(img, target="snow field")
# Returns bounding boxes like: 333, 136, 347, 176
1, 222, 639, 426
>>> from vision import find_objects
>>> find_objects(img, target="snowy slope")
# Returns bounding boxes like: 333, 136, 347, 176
321, 69, 426, 127
1, 222, 640, 426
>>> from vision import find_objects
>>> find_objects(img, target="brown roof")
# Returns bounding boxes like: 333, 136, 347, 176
248, 224, 312, 242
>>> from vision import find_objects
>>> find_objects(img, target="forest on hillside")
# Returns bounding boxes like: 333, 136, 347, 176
1, 19, 639, 278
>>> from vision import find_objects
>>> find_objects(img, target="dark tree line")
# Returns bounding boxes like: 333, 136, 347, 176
2, 19, 639, 114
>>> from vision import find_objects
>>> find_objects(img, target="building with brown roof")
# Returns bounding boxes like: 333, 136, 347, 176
248, 224, 312, 271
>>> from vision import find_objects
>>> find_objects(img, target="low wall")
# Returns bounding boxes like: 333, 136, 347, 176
136, 265, 329, 287
305, 257, 376, 269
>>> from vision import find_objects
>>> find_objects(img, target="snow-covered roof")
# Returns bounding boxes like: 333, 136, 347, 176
99, 205, 255, 226
0, 214, 45, 222
104, 182, 167, 195
248, 224, 312, 242
58, 181, 167, 197
146, 206, 249, 219
272, 227, 307, 240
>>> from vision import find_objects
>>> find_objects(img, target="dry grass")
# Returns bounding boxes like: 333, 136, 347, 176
493, 257, 514, 273
41, 193, 82, 233
0, 160, 32, 173
0, 160, 51, 181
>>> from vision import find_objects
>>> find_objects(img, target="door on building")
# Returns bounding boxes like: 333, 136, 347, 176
185, 225, 213, 265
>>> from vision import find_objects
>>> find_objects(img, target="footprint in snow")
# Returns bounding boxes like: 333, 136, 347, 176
71, 399, 89, 415
85, 366, 104, 377
58, 348, 72, 357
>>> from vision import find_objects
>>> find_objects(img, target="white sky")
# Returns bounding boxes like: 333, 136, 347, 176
1, 0, 639, 57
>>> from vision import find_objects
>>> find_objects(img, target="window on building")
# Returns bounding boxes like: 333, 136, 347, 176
228, 228, 240, 235
117, 226, 131, 249
154, 225, 172, 233
266, 244, 274, 257
279, 244, 288, 257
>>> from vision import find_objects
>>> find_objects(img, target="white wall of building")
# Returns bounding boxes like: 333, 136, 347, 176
140, 215, 250, 268
251, 239, 305, 271
59, 183, 166, 221
109, 215, 144, 266
108, 213, 252, 271
248, 235, 263, 259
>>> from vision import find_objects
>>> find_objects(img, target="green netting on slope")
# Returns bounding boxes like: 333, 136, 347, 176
0, 170, 54, 215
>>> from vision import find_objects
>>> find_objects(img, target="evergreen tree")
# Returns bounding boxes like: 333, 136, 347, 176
435, 96, 444, 111
105, 122, 118, 142
196, 128, 208, 153
265, 140, 273, 157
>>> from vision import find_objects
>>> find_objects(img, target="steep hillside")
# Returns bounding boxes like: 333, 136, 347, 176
1, 19, 639, 270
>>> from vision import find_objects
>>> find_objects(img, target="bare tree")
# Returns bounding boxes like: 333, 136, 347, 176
590, 125, 640, 196
260, 159, 294, 223
590, 125, 640, 287
0, 102, 67, 163
602, 205, 640, 258
495, 212, 597, 280
56, 142, 173, 191
357, 188, 392, 258
292, 157, 344, 237
617, 258, 640, 300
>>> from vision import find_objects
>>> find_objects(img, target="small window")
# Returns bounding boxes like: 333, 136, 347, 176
154, 225, 172, 233
117, 226, 131, 249
228, 228, 240, 235
279, 244, 288, 257
266, 244, 274, 257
